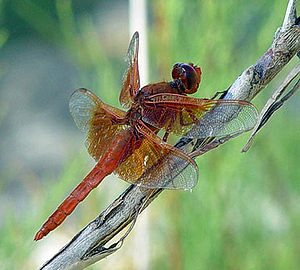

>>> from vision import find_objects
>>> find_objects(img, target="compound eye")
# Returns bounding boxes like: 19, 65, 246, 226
171, 63, 182, 80
182, 64, 198, 93
171, 63, 202, 94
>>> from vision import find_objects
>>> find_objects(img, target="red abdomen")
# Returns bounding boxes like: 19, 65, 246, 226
34, 129, 135, 241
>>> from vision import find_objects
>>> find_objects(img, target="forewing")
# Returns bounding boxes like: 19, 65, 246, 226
119, 32, 140, 108
115, 123, 198, 190
143, 94, 258, 138
69, 88, 126, 161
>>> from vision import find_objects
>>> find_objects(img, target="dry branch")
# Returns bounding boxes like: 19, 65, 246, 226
242, 63, 300, 152
39, 1, 300, 269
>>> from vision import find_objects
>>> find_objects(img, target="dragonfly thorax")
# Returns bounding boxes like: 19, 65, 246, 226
126, 106, 144, 126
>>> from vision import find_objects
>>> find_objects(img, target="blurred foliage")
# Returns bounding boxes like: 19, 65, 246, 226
0, 0, 299, 269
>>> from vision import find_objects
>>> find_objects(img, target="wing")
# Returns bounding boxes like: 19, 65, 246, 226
69, 88, 127, 161
119, 31, 140, 109
115, 122, 198, 190
142, 93, 258, 139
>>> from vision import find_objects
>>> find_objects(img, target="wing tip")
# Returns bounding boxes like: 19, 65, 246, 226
71, 87, 90, 97
133, 31, 139, 38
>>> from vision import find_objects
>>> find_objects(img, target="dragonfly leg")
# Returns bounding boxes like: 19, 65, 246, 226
163, 132, 169, 142
210, 90, 228, 99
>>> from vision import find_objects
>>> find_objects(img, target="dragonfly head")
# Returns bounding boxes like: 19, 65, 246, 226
171, 63, 202, 94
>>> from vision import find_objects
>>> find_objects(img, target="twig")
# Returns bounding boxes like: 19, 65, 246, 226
282, 0, 297, 30
39, 0, 300, 269
242, 63, 300, 152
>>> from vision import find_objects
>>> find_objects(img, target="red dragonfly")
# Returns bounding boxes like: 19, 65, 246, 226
34, 32, 257, 241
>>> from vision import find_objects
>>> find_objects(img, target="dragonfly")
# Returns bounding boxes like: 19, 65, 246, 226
34, 32, 257, 241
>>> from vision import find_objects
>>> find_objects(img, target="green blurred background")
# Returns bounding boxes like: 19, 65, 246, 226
0, 0, 299, 269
